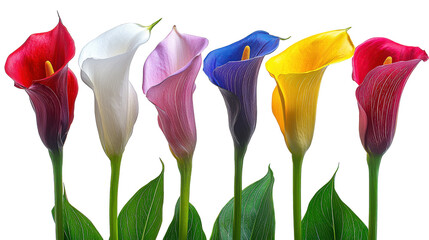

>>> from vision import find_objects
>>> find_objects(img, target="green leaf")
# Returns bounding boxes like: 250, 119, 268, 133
302, 167, 368, 240
52, 191, 103, 240
164, 198, 206, 240
118, 160, 164, 240
211, 166, 275, 240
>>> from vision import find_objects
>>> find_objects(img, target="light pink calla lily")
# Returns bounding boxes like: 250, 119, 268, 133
143, 26, 208, 240
143, 26, 208, 162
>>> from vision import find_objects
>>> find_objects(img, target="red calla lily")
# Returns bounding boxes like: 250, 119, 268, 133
5, 18, 78, 152
353, 37, 428, 156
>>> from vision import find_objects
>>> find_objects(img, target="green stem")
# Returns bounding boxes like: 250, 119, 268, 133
367, 154, 382, 240
50, 149, 64, 240
178, 161, 192, 240
292, 154, 303, 240
233, 146, 246, 240
109, 156, 122, 240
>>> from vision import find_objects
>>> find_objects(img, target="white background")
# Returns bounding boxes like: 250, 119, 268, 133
1, 0, 428, 239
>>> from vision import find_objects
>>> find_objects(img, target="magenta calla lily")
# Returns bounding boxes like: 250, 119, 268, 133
143, 26, 208, 162
353, 37, 428, 240
353, 38, 428, 157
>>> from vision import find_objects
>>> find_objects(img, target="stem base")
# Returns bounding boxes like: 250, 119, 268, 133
109, 156, 122, 240
50, 150, 64, 240
233, 147, 246, 240
368, 154, 381, 240
178, 161, 192, 240
292, 154, 303, 240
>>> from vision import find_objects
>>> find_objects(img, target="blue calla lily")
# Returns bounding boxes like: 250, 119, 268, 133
203, 31, 280, 148
203, 31, 280, 239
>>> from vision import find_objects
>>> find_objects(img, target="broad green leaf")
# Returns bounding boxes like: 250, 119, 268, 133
164, 198, 206, 240
118, 160, 164, 240
52, 192, 103, 240
302, 168, 368, 240
211, 166, 275, 240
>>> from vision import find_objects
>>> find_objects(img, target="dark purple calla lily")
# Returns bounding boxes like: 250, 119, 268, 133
203, 31, 280, 148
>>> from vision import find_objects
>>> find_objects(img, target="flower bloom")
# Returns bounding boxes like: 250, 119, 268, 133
143, 26, 208, 162
5, 18, 78, 152
203, 31, 280, 149
266, 29, 355, 157
79, 22, 157, 158
353, 38, 428, 157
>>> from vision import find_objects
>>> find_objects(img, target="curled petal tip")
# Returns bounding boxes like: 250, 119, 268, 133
279, 36, 291, 41
148, 18, 162, 31
422, 50, 429, 61
345, 27, 352, 32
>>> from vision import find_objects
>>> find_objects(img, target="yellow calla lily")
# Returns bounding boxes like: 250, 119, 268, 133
267, 29, 355, 240
266, 29, 355, 158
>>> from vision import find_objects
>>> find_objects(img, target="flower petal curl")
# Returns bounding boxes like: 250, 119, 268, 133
352, 37, 428, 85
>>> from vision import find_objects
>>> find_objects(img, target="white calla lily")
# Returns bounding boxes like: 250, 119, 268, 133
79, 21, 157, 159
78, 20, 160, 240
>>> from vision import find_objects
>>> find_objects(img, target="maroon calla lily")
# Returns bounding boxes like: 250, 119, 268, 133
353, 37, 428, 156
5, 18, 78, 152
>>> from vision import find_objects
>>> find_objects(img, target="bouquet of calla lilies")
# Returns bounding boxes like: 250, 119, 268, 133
4, 14, 428, 240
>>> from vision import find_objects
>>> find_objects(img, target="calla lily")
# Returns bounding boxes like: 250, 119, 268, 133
353, 37, 428, 157
5, 17, 77, 240
266, 29, 355, 158
143, 26, 208, 240
266, 29, 355, 240
352, 37, 428, 240
79, 21, 160, 159
5, 18, 77, 152
79, 19, 160, 240
203, 31, 280, 149
203, 31, 280, 239
143, 26, 208, 163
